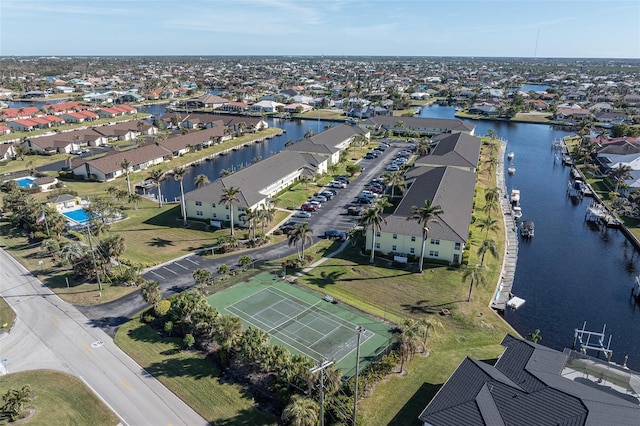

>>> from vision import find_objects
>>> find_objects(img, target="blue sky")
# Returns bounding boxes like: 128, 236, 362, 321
1, 0, 639, 58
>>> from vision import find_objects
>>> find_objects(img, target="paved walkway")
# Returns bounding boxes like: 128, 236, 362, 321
491, 140, 519, 311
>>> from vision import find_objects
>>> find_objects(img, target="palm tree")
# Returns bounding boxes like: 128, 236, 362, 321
462, 264, 486, 302
238, 327, 269, 364
417, 317, 443, 353
281, 395, 318, 426
192, 268, 212, 285
287, 223, 313, 262
148, 168, 165, 208
128, 192, 143, 210
361, 204, 387, 264
173, 166, 188, 227
214, 314, 243, 351
397, 319, 420, 373
240, 208, 260, 241
477, 238, 499, 266
1, 385, 33, 421
407, 200, 443, 273
476, 216, 498, 238
194, 173, 210, 188
259, 202, 275, 237
383, 170, 406, 198
487, 129, 497, 140
140, 280, 162, 307
610, 164, 632, 192
120, 158, 132, 194
219, 186, 241, 236
484, 157, 499, 178
484, 187, 500, 207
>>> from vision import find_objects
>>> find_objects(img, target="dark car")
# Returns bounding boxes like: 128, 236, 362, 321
347, 206, 362, 216
325, 230, 346, 240
364, 154, 376, 160
301, 203, 318, 212
280, 221, 302, 233
319, 190, 334, 199
336, 176, 350, 184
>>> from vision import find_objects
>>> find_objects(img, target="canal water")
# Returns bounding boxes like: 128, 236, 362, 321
419, 105, 640, 370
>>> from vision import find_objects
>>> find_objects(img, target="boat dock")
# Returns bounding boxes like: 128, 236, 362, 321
491, 140, 520, 312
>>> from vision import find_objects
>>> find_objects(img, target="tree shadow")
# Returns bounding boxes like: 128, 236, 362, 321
388, 382, 442, 426
86, 316, 129, 329
144, 355, 219, 380
400, 299, 466, 314
147, 237, 175, 247
306, 270, 346, 288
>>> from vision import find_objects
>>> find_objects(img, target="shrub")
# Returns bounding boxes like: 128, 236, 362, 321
183, 333, 195, 349
142, 313, 155, 324
155, 299, 170, 317
164, 321, 174, 335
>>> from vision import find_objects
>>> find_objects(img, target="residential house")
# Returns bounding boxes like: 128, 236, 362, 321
93, 121, 157, 141
468, 104, 498, 116
283, 103, 313, 114
418, 334, 640, 426
250, 100, 284, 113
220, 102, 249, 113
183, 94, 229, 110
158, 126, 227, 156
0, 143, 16, 160
414, 133, 481, 172
554, 107, 592, 121
365, 166, 475, 264
360, 116, 476, 136
0, 125, 10, 136
47, 194, 82, 211
7, 119, 37, 132
33, 176, 58, 192
184, 150, 328, 227
595, 111, 631, 124
0, 106, 40, 121
70, 144, 170, 181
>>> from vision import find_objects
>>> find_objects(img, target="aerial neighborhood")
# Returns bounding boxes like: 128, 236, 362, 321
1, 56, 640, 425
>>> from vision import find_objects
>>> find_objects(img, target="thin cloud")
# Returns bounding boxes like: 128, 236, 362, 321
3, 0, 132, 16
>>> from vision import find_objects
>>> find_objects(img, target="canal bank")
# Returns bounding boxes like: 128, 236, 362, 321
420, 104, 640, 371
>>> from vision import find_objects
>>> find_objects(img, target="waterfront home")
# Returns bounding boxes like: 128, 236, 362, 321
183, 94, 229, 110
157, 126, 228, 155
0, 106, 40, 122
554, 107, 592, 121
93, 121, 157, 141
359, 116, 476, 137
184, 150, 328, 227
0, 143, 16, 160
250, 100, 284, 113
285, 124, 369, 165
70, 144, 170, 181
365, 166, 475, 265
413, 133, 481, 173
418, 334, 640, 426
283, 103, 313, 114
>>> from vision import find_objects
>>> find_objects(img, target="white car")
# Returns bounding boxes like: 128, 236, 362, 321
329, 180, 347, 189
309, 200, 322, 209
386, 164, 400, 171
293, 210, 312, 218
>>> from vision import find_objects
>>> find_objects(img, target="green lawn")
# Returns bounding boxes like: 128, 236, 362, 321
114, 316, 276, 425
0, 370, 120, 426
0, 296, 16, 332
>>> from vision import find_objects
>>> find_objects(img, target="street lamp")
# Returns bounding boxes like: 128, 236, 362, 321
310, 359, 333, 426
353, 326, 365, 426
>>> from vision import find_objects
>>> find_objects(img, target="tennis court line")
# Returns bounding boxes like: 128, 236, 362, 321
266, 301, 322, 334
226, 299, 326, 361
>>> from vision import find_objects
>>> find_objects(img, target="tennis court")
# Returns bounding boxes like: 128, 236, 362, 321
209, 272, 393, 375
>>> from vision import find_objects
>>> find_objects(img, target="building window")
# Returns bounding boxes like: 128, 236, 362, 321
212, 213, 217, 218
225, 205, 229, 210
392, 233, 397, 239
411, 236, 416, 242
226, 215, 229, 220
430, 238, 440, 245
196, 211, 203, 216
410, 248, 415, 254
375, 242, 380, 249
211, 203, 216, 208
376, 231, 381, 237
392, 245, 397, 251
195, 201, 202, 206
429, 250, 439, 257
455, 242, 461, 250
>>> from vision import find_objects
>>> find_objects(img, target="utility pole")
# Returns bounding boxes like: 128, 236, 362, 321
85, 224, 102, 293
310, 359, 333, 426
353, 326, 365, 426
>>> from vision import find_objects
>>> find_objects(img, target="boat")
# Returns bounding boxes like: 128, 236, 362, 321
512, 205, 522, 220
507, 151, 515, 160
510, 189, 520, 204
507, 295, 526, 310
508, 165, 516, 175
520, 220, 534, 238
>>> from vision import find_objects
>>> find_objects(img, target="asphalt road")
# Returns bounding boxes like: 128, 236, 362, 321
0, 247, 208, 426
77, 140, 405, 336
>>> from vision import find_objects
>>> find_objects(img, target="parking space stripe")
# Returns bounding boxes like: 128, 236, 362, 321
163, 266, 178, 275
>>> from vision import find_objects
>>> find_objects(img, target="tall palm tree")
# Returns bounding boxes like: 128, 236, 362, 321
361, 204, 387, 264
407, 200, 443, 273
148, 168, 165, 208
610, 164, 632, 192
287, 223, 313, 262
259, 202, 275, 237
173, 166, 188, 227
240, 208, 260, 241
462, 264, 486, 302
281, 395, 318, 426
484, 157, 499, 178
417, 317, 443, 353
141, 280, 162, 307
128, 192, 143, 210
478, 238, 499, 266
120, 158, 132, 194
484, 187, 500, 207
194, 173, 210, 188
219, 186, 241, 236
383, 170, 406, 198
214, 314, 243, 351
476, 216, 498, 238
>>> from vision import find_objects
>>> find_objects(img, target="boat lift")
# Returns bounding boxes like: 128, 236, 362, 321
573, 322, 613, 361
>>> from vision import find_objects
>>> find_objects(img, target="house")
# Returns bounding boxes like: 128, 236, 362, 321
0, 143, 16, 160
70, 144, 170, 181
360, 116, 476, 136
285, 124, 369, 165
554, 107, 592, 121
0, 106, 40, 121
0, 125, 10, 136
468, 104, 498, 116
250, 100, 284, 113
595, 111, 631, 124
183, 94, 229, 110
365, 166, 475, 264
283, 103, 313, 114
184, 150, 328, 227
418, 334, 640, 426
220, 102, 249, 113
62, 112, 88, 123
47, 194, 81, 211
7, 119, 38, 132
158, 126, 227, 156
414, 133, 481, 172
93, 121, 157, 141
33, 176, 58, 192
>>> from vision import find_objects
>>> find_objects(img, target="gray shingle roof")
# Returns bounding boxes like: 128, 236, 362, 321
418, 334, 640, 426
416, 133, 481, 169
360, 116, 475, 134
380, 166, 475, 243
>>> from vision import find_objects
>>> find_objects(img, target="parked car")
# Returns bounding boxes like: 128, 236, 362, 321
319, 190, 335, 199
336, 176, 350, 184
329, 180, 347, 189
310, 195, 327, 203
293, 210, 312, 218
325, 230, 346, 241
280, 221, 302, 232
70, 149, 82, 155
376, 145, 387, 151
386, 164, 400, 171
357, 197, 374, 205
308, 200, 322, 209
347, 206, 362, 216
324, 189, 337, 196
301, 203, 318, 212
364, 154, 376, 160
372, 149, 383, 156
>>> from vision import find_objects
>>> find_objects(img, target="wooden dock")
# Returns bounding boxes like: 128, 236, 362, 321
491, 140, 519, 312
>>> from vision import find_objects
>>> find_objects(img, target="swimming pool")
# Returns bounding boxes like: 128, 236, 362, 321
15, 177, 35, 188
62, 208, 92, 224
